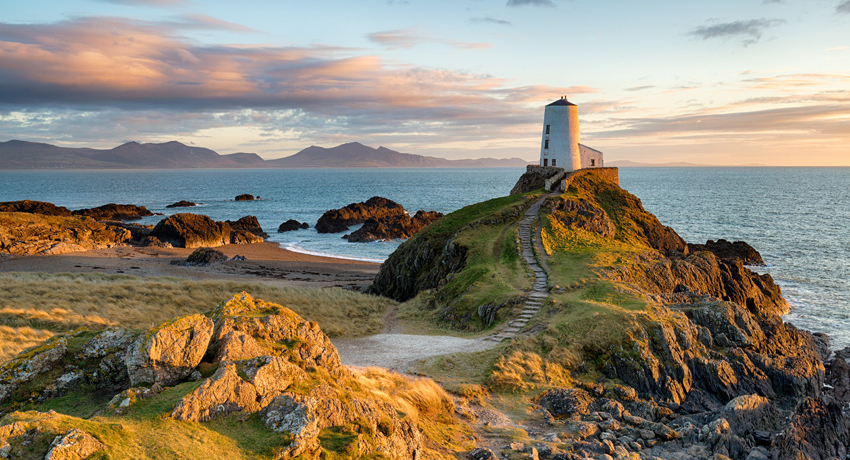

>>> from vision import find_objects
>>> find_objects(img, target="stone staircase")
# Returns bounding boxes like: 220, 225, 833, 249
486, 194, 551, 342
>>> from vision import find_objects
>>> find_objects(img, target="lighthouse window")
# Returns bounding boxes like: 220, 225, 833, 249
545, 125, 550, 134
544, 140, 549, 149
552, 159, 557, 166
591, 159, 596, 166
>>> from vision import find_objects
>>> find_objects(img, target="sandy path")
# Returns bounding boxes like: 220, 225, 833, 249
333, 334, 496, 372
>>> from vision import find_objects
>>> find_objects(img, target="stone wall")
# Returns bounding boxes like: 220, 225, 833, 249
560, 167, 619, 191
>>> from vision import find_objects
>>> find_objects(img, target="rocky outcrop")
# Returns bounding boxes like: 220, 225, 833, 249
344, 210, 443, 242
0, 200, 71, 216
72, 203, 153, 221
183, 247, 228, 266
0, 337, 67, 404
235, 194, 256, 201
166, 200, 196, 208
140, 235, 172, 248
689, 239, 765, 266
149, 213, 231, 248
545, 197, 616, 237
510, 165, 563, 195
125, 314, 214, 386
0, 212, 131, 255
226, 215, 268, 239
43, 428, 106, 460
104, 221, 153, 242
315, 196, 406, 233
278, 219, 309, 232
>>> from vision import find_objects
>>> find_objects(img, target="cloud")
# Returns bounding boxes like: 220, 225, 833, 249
687, 18, 784, 46
366, 28, 489, 49
470, 17, 512, 26
838, 0, 850, 13
98, 0, 188, 5
506, 0, 555, 7
0, 17, 586, 153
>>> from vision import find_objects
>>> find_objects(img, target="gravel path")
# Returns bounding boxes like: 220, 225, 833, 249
333, 334, 496, 372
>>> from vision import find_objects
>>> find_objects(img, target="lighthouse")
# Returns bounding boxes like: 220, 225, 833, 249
539, 97, 603, 171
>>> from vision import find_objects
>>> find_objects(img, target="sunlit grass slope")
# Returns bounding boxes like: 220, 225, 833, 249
0, 272, 395, 362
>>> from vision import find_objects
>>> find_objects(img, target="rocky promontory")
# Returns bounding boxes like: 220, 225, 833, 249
0, 292, 451, 459
369, 171, 850, 459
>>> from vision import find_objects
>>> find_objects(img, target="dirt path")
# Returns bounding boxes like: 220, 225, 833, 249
334, 192, 555, 371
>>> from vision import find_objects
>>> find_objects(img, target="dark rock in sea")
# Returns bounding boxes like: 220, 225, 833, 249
225, 216, 268, 239
0, 200, 72, 216
183, 247, 229, 266
688, 239, 766, 266
149, 213, 231, 248
315, 196, 406, 233
72, 203, 153, 221
234, 194, 255, 201
277, 219, 309, 232
344, 210, 443, 242
166, 200, 197, 208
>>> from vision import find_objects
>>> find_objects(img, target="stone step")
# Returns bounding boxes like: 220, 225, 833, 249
509, 321, 527, 328
501, 327, 521, 333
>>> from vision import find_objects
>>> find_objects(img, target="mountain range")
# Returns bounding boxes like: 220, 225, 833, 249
0, 140, 529, 170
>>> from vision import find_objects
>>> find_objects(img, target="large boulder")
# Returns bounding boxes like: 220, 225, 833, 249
149, 213, 231, 248
0, 200, 71, 216
183, 247, 228, 266
344, 210, 443, 242
315, 196, 407, 233
226, 215, 267, 239
209, 292, 346, 377
171, 357, 306, 422
125, 314, 214, 386
72, 203, 153, 221
0, 212, 131, 255
43, 428, 106, 460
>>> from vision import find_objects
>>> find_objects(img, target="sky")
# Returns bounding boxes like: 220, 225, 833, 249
1, 0, 848, 165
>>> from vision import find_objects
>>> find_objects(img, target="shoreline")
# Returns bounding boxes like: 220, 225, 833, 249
0, 241, 381, 290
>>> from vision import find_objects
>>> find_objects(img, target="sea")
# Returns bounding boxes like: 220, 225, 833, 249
1, 167, 848, 347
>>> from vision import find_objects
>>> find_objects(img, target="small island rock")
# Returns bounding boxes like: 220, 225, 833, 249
235, 194, 255, 201
277, 219, 309, 232
166, 200, 197, 208
315, 196, 407, 233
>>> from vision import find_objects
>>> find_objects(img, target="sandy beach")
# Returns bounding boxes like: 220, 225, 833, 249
0, 242, 381, 290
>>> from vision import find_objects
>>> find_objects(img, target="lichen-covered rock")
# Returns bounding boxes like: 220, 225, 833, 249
0, 212, 131, 255
149, 213, 231, 248
125, 314, 214, 386
262, 390, 424, 460
183, 247, 228, 266
43, 428, 105, 460
0, 337, 67, 404
315, 196, 406, 233
535, 388, 594, 418
210, 292, 346, 376
72, 203, 153, 221
171, 362, 263, 422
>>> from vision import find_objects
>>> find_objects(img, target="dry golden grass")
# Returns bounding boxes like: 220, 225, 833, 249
0, 325, 54, 362
0, 272, 395, 362
352, 367, 474, 459
489, 350, 572, 393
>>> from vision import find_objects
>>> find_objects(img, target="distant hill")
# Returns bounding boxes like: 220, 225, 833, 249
0, 140, 528, 170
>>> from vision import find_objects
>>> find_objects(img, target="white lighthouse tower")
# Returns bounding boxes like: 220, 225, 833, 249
539, 97, 603, 171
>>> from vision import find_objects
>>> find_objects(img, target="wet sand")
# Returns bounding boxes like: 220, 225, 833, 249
0, 242, 380, 290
